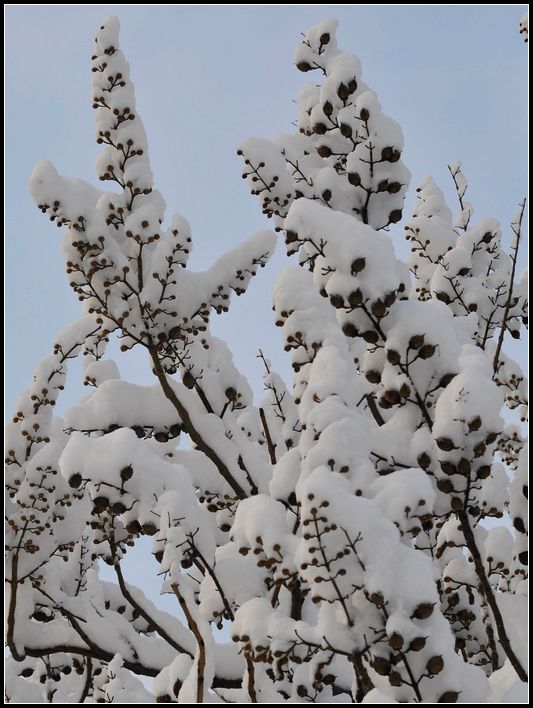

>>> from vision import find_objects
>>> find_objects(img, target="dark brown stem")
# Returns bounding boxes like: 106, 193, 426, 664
245, 654, 258, 703
290, 581, 304, 620
458, 510, 527, 681
6, 557, 24, 661
259, 407, 277, 464
149, 347, 247, 499
350, 652, 374, 702
189, 539, 235, 622
380, 604, 422, 701
113, 559, 193, 656
79, 657, 93, 703
484, 610, 500, 673
311, 512, 353, 627
137, 242, 144, 292
365, 394, 385, 426
447, 162, 470, 231
172, 583, 206, 703
361, 302, 433, 429
194, 382, 214, 414
493, 199, 526, 374
23, 643, 160, 677
398, 650, 422, 701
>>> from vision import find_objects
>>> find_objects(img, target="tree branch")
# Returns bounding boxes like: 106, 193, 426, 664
149, 347, 248, 499
493, 199, 526, 374
458, 510, 527, 681
171, 583, 207, 703
259, 407, 277, 464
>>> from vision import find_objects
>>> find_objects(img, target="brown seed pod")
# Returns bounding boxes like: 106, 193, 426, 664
330, 294, 344, 309
437, 478, 454, 493
348, 289, 363, 307
372, 656, 391, 676
370, 592, 385, 606
225, 387, 237, 401
437, 691, 460, 703
120, 465, 133, 481
340, 122, 352, 138
412, 602, 434, 619
389, 209, 403, 223
92, 496, 109, 513
365, 369, 382, 384
285, 230, 298, 244
362, 330, 379, 344
182, 371, 195, 389
408, 636, 427, 652
126, 520, 142, 535
418, 344, 436, 359
387, 349, 402, 365
110, 501, 126, 515
351, 257, 366, 273
389, 632, 404, 650
513, 516, 526, 534
68, 473, 83, 489
476, 465, 491, 479
342, 322, 358, 338
371, 300, 386, 318
436, 291, 451, 304
384, 389, 401, 405
426, 655, 444, 675
409, 334, 425, 350
439, 373, 456, 387
337, 82, 350, 100
473, 441, 486, 457
450, 497, 463, 511
457, 458, 471, 476
399, 383, 411, 398
417, 452, 431, 470
388, 671, 403, 687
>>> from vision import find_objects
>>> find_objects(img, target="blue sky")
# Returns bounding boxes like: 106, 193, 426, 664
5, 2, 528, 627
6, 5, 527, 417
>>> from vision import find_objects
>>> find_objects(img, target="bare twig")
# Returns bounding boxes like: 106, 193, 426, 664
493, 199, 526, 374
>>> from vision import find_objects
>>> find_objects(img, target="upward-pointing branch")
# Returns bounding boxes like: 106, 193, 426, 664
493, 198, 526, 374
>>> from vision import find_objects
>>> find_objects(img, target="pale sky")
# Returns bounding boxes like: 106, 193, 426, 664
5, 4, 527, 610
